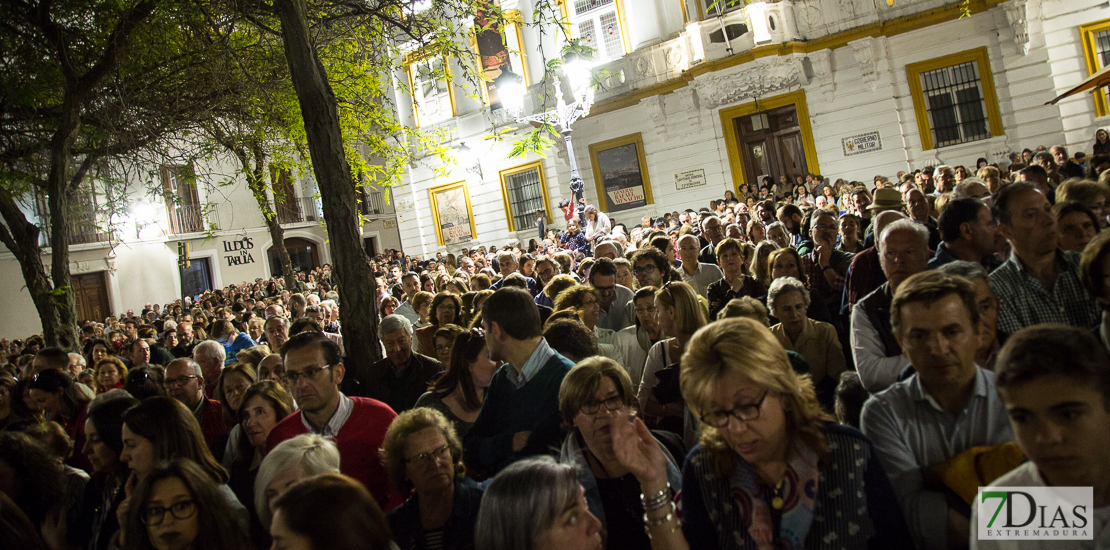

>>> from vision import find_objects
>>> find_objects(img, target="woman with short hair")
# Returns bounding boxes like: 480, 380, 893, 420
557, 357, 682, 549
94, 356, 128, 394
611, 318, 912, 549
381, 408, 483, 550
768, 247, 834, 325
475, 456, 602, 550
767, 277, 846, 409
253, 434, 340, 531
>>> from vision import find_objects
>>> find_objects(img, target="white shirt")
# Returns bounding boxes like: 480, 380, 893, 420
301, 392, 353, 436
850, 305, 910, 392
679, 261, 724, 299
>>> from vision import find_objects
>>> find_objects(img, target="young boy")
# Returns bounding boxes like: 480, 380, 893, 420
971, 325, 1110, 548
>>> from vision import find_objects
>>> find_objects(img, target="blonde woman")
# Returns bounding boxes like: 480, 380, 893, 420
637, 282, 706, 449
609, 318, 912, 549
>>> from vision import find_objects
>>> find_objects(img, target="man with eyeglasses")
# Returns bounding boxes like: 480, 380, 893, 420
348, 314, 441, 413
802, 210, 855, 316
590, 258, 635, 332
696, 215, 725, 264
631, 246, 673, 290
464, 288, 574, 475
267, 331, 397, 508
164, 358, 227, 458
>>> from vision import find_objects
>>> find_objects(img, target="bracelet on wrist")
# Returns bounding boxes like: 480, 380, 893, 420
640, 483, 671, 509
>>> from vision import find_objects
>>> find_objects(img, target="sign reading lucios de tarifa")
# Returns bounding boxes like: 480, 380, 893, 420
842, 131, 882, 156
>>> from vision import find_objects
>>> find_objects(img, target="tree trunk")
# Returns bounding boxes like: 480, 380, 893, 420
0, 188, 76, 348
238, 144, 297, 291
41, 94, 83, 351
276, 0, 381, 370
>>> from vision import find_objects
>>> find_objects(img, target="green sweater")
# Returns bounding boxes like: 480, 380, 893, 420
463, 352, 573, 475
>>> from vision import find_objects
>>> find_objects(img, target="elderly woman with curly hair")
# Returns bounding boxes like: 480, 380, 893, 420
381, 408, 484, 550
608, 318, 912, 550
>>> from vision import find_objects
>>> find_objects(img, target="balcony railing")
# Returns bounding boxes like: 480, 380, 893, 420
169, 204, 218, 235
38, 212, 113, 246
360, 190, 389, 216
277, 197, 322, 225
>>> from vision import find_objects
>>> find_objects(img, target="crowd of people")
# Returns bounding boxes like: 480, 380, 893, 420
2, 137, 1110, 549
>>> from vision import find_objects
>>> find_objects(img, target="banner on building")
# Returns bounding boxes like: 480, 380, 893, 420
428, 181, 476, 247
589, 132, 655, 213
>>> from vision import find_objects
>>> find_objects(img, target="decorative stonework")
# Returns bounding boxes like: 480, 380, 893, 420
1002, 0, 1029, 55
808, 48, 835, 101
641, 95, 667, 130
671, 87, 703, 138
691, 56, 805, 109
849, 37, 880, 92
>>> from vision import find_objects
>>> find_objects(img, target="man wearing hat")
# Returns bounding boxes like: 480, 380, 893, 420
864, 187, 907, 247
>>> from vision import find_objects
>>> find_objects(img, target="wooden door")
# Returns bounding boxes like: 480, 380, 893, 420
734, 105, 810, 187
73, 272, 110, 323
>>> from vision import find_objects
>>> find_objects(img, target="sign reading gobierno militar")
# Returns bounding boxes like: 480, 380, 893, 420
675, 169, 707, 191
842, 131, 882, 156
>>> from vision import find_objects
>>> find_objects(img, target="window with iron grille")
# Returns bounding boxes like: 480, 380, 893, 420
500, 163, 550, 232
919, 61, 990, 148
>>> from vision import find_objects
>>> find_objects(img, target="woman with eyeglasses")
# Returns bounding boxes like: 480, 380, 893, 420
122, 458, 251, 550
117, 397, 249, 546
381, 408, 484, 550
417, 328, 498, 441
608, 318, 911, 550
557, 357, 682, 550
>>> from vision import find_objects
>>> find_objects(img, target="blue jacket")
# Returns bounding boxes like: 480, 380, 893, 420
387, 478, 483, 550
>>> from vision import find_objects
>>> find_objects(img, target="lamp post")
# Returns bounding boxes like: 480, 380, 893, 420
494, 51, 594, 222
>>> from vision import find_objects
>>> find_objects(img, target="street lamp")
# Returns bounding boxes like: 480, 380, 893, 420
494, 50, 595, 219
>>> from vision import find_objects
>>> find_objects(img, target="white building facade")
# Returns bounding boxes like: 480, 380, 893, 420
0, 157, 401, 339
395, 0, 1110, 257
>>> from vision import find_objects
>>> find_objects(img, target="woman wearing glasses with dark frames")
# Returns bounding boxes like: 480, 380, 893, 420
610, 318, 911, 550
381, 407, 483, 550
557, 357, 682, 550
122, 458, 251, 550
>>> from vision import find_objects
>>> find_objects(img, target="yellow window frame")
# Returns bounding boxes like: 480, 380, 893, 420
468, 10, 531, 107
556, 0, 631, 60
428, 180, 477, 247
498, 160, 552, 232
403, 50, 458, 128
588, 132, 655, 213
719, 89, 820, 190
905, 47, 1004, 151
1079, 18, 1110, 117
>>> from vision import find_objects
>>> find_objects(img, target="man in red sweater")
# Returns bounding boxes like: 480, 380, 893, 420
164, 358, 227, 459
265, 332, 397, 509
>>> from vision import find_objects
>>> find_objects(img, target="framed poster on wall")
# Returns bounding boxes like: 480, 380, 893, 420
588, 132, 654, 213
428, 180, 477, 247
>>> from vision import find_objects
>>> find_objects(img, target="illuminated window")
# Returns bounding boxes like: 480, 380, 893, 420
560, 0, 628, 63
1080, 18, 1110, 117
906, 48, 1003, 151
